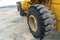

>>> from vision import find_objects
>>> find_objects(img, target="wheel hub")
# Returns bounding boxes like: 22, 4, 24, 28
29, 15, 38, 32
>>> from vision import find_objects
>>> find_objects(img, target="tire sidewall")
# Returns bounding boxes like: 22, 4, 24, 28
27, 7, 45, 38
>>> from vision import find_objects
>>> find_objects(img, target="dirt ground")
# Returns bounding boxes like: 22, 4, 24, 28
0, 7, 60, 40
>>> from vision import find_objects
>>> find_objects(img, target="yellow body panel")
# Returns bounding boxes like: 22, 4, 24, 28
51, 0, 60, 31
52, 0, 60, 3
20, 0, 60, 32
20, 0, 31, 11
20, 0, 39, 11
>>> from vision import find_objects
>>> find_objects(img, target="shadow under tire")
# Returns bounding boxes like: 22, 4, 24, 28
27, 4, 56, 40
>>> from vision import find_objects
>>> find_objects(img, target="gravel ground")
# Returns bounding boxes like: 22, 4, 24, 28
0, 7, 60, 40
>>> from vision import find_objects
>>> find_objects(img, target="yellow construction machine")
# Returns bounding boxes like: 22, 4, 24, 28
16, 0, 60, 40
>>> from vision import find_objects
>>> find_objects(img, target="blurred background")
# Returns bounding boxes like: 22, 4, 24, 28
0, 0, 23, 7
0, 0, 32, 40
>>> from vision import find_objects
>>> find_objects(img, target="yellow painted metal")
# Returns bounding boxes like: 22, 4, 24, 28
20, 0, 31, 11
51, 0, 60, 32
20, 0, 39, 11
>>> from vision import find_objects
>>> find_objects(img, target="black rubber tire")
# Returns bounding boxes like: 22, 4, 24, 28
16, 2, 20, 11
16, 2, 26, 16
27, 4, 56, 40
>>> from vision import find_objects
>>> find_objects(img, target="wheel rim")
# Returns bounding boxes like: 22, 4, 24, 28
29, 15, 38, 32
